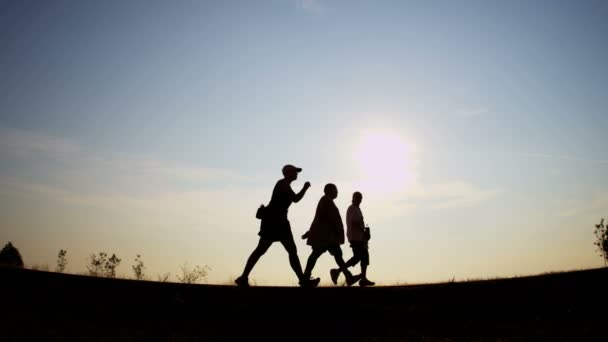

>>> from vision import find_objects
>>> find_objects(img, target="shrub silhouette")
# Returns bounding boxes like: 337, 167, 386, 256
0, 242, 24, 268
104, 254, 121, 278
157, 272, 171, 282
132, 254, 145, 280
177, 263, 210, 284
86, 252, 121, 278
56, 249, 67, 273
594, 218, 608, 266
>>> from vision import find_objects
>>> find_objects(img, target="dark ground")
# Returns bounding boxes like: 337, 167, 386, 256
1, 267, 607, 341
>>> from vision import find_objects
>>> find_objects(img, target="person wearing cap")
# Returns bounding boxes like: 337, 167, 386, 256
235, 164, 319, 287
330, 191, 375, 286
302, 183, 360, 286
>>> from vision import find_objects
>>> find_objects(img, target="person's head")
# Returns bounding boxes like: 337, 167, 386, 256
352, 191, 363, 205
282, 164, 302, 181
324, 183, 338, 200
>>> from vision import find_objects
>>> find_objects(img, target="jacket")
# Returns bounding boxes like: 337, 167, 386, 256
306, 195, 345, 247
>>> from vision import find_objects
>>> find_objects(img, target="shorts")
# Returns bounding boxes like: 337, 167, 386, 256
313, 244, 343, 257
259, 216, 293, 242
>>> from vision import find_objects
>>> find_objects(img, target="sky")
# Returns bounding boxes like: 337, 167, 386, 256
1, 0, 607, 285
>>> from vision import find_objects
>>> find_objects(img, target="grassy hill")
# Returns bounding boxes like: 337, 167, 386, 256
2, 266, 607, 341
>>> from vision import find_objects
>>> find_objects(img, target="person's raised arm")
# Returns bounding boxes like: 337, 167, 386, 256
292, 181, 311, 203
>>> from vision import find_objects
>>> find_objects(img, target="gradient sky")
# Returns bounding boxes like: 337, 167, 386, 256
1, 0, 607, 285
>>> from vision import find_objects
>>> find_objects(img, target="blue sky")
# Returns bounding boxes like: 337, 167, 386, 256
1, 0, 607, 284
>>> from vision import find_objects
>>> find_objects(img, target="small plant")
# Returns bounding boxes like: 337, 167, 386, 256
56, 249, 68, 273
105, 254, 121, 278
176, 263, 210, 284
594, 218, 608, 267
86, 252, 121, 278
132, 254, 146, 280
157, 272, 171, 282
86, 252, 106, 276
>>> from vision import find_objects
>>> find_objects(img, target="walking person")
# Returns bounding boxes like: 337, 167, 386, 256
331, 191, 375, 286
302, 183, 360, 286
235, 165, 320, 287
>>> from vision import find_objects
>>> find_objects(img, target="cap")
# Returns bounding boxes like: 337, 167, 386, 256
282, 164, 302, 175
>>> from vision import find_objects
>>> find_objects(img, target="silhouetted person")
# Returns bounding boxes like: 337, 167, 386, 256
235, 165, 320, 287
302, 183, 360, 286
331, 191, 375, 286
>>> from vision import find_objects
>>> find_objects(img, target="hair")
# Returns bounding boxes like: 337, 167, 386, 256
352, 191, 362, 201
324, 183, 337, 194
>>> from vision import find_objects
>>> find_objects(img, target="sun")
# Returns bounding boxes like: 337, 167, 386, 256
353, 130, 416, 193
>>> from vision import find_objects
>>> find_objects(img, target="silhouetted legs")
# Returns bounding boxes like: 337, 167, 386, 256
334, 242, 373, 286
360, 260, 368, 280
240, 238, 273, 279
237, 236, 314, 287
344, 254, 369, 279
279, 236, 305, 281
345, 255, 361, 268
304, 246, 359, 285
303, 248, 325, 279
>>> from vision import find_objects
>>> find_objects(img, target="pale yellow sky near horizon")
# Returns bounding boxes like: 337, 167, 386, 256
1, 125, 605, 286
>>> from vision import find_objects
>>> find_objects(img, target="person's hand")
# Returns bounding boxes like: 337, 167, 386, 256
304, 181, 311, 189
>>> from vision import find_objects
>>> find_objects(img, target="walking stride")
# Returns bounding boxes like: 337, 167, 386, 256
331, 191, 375, 286
235, 165, 320, 287
302, 183, 361, 286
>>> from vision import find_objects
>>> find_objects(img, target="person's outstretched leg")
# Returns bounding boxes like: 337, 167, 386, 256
236, 238, 273, 286
334, 253, 360, 275
331, 247, 361, 284
345, 254, 361, 268
280, 236, 304, 280
303, 248, 324, 280
330, 246, 360, 286
332, 251, 352, 278
282, 238, 320, 287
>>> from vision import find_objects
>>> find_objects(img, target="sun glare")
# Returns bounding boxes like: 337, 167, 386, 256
354, 130, 416, 193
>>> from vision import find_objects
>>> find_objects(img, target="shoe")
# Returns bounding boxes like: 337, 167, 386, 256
359, 278, 375, 287
330, 269, 340, 285
299, 277, 320, 288
235, 276, 249, 287
346, 274, 361, 286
